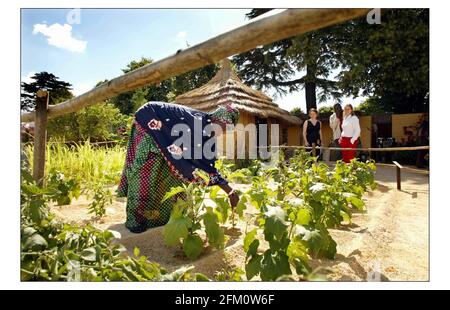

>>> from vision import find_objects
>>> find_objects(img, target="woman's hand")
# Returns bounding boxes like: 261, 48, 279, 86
228, 191, 240, 209
218, 184, 239, 208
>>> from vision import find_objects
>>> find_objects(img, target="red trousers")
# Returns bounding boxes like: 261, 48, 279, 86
339, 136, 357, 163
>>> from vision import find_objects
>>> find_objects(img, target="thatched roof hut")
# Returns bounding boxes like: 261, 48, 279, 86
175, 59, 302, 126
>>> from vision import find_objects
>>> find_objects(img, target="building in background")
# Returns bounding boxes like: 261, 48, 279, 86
175, 59, 302, 159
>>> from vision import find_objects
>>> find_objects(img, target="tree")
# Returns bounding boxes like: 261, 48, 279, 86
234, 9, 429, 114
109, 57, 172, 115
335, 9, 429, 113
290, 107, 304, 118
354, 98, 385, 115
170, 64, 218, 98
318, 106, 334, 115
47, 102, 129, 142
21, 72, 73, 111
109, 57, 219, 114
233, 9, 344, 111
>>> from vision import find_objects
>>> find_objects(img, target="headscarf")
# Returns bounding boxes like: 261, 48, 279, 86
134, 101, 239, 186
209, 103, 240, 126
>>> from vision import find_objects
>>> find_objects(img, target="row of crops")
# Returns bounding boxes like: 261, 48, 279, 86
21, 147, 376, 281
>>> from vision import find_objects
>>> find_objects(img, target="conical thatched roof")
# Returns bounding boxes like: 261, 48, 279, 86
175, 59, 302, 125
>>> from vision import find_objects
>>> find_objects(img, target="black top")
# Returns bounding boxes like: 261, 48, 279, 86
306, 120, 321, 145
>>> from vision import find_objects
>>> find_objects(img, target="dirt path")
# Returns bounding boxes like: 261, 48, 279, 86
312, 166, 429, 281
50, 165, 429, 281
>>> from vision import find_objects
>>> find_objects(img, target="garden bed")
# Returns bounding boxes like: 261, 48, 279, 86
50, 165, 429, 281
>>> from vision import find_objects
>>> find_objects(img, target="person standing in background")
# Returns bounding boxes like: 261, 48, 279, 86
416, 114, 429, 168
339, 104, 361, 163
303, 108, 323, 158
329, 103, 343, 161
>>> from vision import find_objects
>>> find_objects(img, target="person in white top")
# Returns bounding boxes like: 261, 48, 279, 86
329, 103, 343, 161
339, 104, 361, 163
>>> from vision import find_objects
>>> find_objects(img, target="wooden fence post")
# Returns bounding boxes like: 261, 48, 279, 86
312, 144, 316, 157
393, 161, 403, 191
32, 90, 49, 187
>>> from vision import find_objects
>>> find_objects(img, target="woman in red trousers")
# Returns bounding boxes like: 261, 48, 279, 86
339, 104, 361, 163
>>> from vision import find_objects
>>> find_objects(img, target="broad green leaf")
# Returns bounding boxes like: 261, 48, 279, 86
29, 199, 46, 223
286, 240, 309, 262
183, 234, 204, 260
265, 206, 286, 223
260, 251, 291, 281
213, 197, 230, 224
235, 195, 247, 218
161, 266, 195, 281
161, 186, 186, 203
305, 229, 323, 256
306, 228, 337, 259
245, 254, 262, 280
21, 227, 37, 241
249, 191, 266, 209
23, 233, 48, 251
208, 185, 220, 199
247, 239, 260, 258
323, 237, 337, 259
296, 208, 311, 226
346, 196, 365, 211
264, 208, 287, 241
267, 234, 290, 252
243, 229, 258, 252
203, 209, 224, 249
340, 210, 352, 223
80, 247, 98, 262
292, 258, 311, 276
163, 207, 192, 246
194, 273, 210, 282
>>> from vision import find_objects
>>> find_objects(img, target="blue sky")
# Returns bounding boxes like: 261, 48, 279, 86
21, 8, 365, 112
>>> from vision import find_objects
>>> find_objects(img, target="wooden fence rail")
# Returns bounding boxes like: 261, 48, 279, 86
259, 145, 430, 152
21, 8, 371, 185
20, 8, 369, 123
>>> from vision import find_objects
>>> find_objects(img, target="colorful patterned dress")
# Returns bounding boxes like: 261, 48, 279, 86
117, 101, 239, 233
117, 122, 185, 231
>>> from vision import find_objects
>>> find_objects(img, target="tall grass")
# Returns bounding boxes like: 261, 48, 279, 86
24, 140, 126, 186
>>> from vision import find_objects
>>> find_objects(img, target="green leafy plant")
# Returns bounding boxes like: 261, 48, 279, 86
46, 169, 81, 205
162, 170, 246, 259
242, 150, 377, 280
21, 167, 210, 282
87, 182, 114, 219
214, 267, 246, 281
215, 157, 254, 184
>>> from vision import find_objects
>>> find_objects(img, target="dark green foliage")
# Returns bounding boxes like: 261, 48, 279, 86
21, 72, 73, 111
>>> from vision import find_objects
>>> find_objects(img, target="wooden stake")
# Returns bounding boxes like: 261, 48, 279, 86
393, 161, 403, 191
32, 90, 49, 187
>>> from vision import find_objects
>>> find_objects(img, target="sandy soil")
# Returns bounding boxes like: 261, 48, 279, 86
50, 165, 429, 281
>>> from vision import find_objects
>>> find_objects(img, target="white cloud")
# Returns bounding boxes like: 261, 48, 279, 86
72, 82, 93, 96
33, 23, 87, 53
176, 30, 187, 39
21, 71, 36, 84
174, 30, 189, 49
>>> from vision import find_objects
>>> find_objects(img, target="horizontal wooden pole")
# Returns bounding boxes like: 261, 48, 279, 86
21, 8, 369, 122
260, 145, 430, 152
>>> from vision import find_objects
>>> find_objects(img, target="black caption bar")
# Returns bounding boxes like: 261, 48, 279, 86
0, 290, 447, 307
